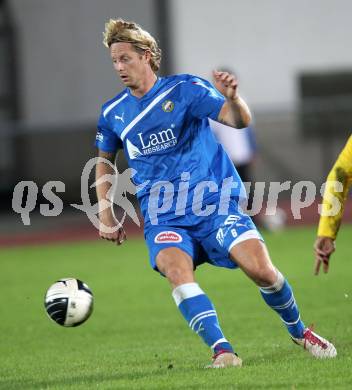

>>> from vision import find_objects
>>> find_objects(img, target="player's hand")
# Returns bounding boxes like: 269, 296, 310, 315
213, 70, 239, 101
313, 236, 335, 275
98, 209, 126, 245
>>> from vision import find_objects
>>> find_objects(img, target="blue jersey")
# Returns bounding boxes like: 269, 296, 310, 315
95, 74, 245, 225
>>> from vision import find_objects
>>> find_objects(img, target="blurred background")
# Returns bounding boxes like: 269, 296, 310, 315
0, 0, 351, 245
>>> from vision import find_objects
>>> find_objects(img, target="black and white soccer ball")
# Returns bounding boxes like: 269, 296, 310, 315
44, 278, 94, 327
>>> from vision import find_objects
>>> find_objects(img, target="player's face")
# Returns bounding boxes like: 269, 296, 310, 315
110, 42, 147, 89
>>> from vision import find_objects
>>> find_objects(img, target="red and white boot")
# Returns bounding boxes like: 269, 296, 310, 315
292, 327, 337, 359
207, 350, 242, 368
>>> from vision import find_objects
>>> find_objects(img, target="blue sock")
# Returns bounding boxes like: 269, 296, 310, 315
260, 271, 305, 338
172, 283, 234, 354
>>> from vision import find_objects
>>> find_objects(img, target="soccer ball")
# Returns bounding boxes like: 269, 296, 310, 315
44, 278, 94, 327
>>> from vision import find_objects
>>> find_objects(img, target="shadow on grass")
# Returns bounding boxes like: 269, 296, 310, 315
1, 371, 149, 390
0, 364, 200, 390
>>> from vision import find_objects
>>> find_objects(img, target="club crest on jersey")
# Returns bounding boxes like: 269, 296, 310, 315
162, 100, 174, 112
154, 231, 182, 243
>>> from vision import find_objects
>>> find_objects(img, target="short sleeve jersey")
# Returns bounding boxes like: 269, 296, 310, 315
95, 74, 245, 224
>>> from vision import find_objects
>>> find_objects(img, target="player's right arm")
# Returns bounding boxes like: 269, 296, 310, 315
96, 149, 126, 245
314, 135, 352, 274
95, 106, 126, 245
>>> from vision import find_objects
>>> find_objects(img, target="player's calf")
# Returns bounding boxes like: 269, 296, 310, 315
157, 249, 239, 365
172, 282, 237, 359
259, 269, 305, 339
230, 240, 306, 339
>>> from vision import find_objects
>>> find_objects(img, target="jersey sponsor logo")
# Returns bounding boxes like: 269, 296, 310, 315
126, 139, 143, 159
125, 126, 178, 159
162, 100, 174, 112
136, 125, 177, 156
115, 112, 125, 123
154, 231, 182, 243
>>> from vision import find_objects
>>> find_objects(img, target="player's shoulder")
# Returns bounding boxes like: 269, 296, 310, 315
168, 73, 208, 83
163, 74, 214, 97
161, 73, 206, 85
100, 89, 129, 117
176, 73, 215, 91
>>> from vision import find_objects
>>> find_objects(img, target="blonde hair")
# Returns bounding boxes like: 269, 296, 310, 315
103, 18, 161, 72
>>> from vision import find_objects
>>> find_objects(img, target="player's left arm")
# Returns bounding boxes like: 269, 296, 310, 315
213, 71, 252, 129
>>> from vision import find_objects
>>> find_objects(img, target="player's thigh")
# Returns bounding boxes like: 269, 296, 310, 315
144, 226, 197, 287
156, 247, 195, 288
200, 204, 261, 270
199, 202, 277, 285
229, 239, 277, 286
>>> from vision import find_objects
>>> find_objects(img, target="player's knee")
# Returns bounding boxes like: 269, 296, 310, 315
156, 248, 194, 286
164, 266, 190, 286
253, 264, 278, 287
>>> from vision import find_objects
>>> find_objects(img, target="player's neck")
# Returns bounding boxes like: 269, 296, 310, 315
130, 71, 157, 98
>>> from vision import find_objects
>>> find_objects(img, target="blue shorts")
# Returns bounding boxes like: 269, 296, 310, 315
144, 201, 263, 273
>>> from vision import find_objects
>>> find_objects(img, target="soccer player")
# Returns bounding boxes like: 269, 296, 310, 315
95, 18, 336, 367
314, 134, 352, 275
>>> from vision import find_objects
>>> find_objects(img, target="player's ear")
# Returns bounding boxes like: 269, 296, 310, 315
144, 49, 152, 65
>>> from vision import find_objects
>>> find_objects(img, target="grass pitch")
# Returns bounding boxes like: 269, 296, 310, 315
1, 225, 351, 389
